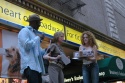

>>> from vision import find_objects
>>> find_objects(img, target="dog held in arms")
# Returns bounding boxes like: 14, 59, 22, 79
5, 46, 21, 77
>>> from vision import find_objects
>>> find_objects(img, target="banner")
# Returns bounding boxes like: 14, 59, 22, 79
0, 30, 20, 78
97, 40, 125, 58
65, 26, 82, 44
0, 0, 64, 37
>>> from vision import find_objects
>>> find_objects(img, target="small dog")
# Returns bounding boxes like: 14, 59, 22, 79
5, 46, 21, 77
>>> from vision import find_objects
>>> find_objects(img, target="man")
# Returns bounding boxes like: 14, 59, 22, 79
18, 14, 45, 83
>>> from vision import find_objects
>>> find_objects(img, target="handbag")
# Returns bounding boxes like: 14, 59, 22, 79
55, 45, 71, 65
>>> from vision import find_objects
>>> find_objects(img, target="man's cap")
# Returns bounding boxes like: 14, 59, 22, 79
27, 14, 42, 22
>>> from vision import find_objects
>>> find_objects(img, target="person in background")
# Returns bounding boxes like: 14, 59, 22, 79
79, 31, 99, 83
43, 31, 65, 83
18, 14, 45, 83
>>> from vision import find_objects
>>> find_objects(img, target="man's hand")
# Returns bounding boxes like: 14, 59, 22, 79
38, 33, 45, 40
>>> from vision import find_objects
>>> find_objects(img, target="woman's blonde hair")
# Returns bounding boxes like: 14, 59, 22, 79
81, 31, 98, 48
52, 31, 64, 43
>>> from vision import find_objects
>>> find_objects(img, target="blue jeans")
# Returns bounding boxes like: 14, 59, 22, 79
82, 62, 99, 83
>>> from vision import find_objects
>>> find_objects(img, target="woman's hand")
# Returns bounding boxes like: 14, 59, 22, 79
67, 56, 70, 59
56, 55, 61, 59
79, 50, 83, 57
87, 56, 96, 62
43, 53, 50, 59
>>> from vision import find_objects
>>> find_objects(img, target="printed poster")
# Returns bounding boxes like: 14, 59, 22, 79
0, 30, 21, 78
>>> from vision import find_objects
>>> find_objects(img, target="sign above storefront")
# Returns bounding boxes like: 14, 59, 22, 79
65, 27, 82, 44
0, 0, 125, 58
64, 75, 83, 83
0, 0, 64, 36
97, 40, 125, 58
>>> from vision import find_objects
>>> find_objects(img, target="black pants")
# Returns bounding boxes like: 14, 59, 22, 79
24, 67, 42, 83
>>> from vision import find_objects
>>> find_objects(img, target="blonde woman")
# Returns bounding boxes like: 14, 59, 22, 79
43, 31, 65, 83
79, 31, 99, 83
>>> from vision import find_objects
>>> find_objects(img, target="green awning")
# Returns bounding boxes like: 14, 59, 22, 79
98, 56, 125, 79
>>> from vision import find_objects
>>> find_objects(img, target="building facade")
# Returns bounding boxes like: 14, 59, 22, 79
0, 0, 125, 83
39, 0, 125, 44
